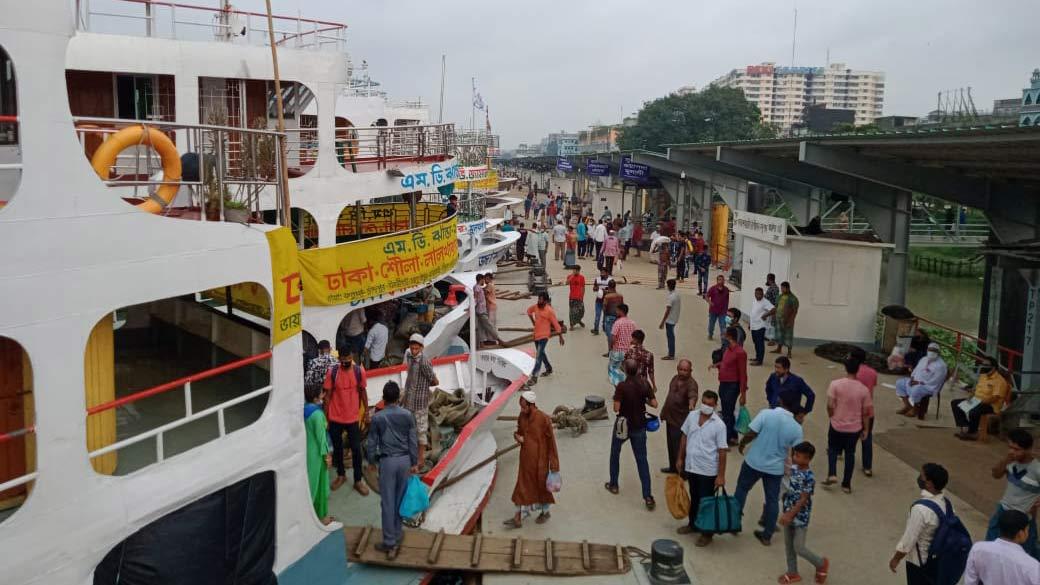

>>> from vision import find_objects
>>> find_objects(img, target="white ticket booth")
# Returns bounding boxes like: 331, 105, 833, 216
734, 211, 892, 345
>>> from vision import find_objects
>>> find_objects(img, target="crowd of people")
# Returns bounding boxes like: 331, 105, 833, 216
498, 182, 1035, 585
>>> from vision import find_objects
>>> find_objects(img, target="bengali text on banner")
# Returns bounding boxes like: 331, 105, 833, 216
266, 227, 303, 344
298, 216, 459, 306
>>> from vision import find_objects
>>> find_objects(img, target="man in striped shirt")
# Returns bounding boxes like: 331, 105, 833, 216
402, 333, 439, 469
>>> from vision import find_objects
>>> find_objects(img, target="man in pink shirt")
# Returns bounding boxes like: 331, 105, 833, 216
824, 357, 873, 493
601, 230, 621, 275
850, 347, 879, 476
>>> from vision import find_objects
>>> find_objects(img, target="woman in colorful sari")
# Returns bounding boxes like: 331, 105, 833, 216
305, 383, 333, 525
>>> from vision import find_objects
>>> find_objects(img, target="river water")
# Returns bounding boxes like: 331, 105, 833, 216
902, 268, 984, 335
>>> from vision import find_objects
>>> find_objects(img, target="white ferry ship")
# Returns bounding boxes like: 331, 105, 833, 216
0, 1, 527, 583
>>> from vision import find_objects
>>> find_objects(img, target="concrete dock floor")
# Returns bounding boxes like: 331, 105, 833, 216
481, 249, 993, 585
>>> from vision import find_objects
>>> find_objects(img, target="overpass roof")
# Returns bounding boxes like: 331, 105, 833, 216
664, 125, 1040, 185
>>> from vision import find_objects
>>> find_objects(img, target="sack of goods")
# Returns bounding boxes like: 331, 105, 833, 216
665, 474, 690, 520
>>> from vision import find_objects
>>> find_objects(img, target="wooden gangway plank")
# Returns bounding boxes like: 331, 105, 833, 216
344, 526, 632, 576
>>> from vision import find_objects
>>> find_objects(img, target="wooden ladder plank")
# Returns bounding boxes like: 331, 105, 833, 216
615, 544, 624, 572
545, 538, 554, 573
354, 525, 372, 557
470, 532, 483, 567
581, 540, 591, 570
512, 537, 523, 568
427, 530, 446, 564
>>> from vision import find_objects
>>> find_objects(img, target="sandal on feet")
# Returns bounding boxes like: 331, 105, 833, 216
821, 476, 838, 486
815, 558, 830, 584
644, 497, 656, 510
604, 483, 619, 495
777, 574, 803, 584
841, 486, 852, 494
863, 469, 873, 477
502, 518, 522, 529
535, 512, 551, 524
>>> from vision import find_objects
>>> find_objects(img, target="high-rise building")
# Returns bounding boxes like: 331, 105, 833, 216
710, 62, 885, 133
539, 131, 579, 156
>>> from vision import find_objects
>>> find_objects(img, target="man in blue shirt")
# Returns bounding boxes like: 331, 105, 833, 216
735, 393, 804, 546
366, 381, 419, 559
765, 356, 816, 413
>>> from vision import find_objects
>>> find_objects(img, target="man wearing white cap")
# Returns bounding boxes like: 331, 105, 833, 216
402, 333, 439, 468
505, 390, 560, 529
895, 342, 948, 416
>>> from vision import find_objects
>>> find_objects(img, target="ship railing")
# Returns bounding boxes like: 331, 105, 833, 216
334, 123, 455, 172
75, 0, 348, 52
913, 315, 1024, 389
0, 426, 36, 494
86, 351, 272, 468
73, 116, 285, 223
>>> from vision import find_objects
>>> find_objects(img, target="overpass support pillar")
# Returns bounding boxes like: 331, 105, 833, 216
1021, 272, 1040, 391
886, 189, 912, 307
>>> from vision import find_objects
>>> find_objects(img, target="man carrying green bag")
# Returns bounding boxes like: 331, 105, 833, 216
675, 390, 730, 547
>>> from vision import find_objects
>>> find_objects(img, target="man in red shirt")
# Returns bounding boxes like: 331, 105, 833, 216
713, 327, 748, 444
706, 275, 730, 340
566, 265, 586, 329
526, 292, 564, 385
323, 346, 370, 495
631, 222, 644, 257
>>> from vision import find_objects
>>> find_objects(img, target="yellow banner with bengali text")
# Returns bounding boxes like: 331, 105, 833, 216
201, 283, 272, 320
266, 227, 303, 344
455, 169, 499, 191
298, 217, 459, 306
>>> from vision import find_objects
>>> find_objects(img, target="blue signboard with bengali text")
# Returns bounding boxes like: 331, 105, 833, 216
586, 160, 610, 176
556, 158, 574, 171
619, 156, 650, 181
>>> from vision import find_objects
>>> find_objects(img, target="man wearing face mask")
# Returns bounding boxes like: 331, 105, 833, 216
660, 359, 699, 473
951, 356, 1011, 440
895, 342, 948, 417
890, 463, 952, 584
323, 347, 369, 495
675, 390, 728, 547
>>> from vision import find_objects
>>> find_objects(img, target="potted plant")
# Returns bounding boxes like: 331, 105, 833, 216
223, 195, 250, 223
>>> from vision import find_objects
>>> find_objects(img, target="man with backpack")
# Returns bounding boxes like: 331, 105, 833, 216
323, 347, 370, 496
890, 462, 972, 585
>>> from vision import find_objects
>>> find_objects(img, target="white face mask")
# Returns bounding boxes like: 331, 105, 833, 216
699, 404, 716, 416
927, 350, 939, 359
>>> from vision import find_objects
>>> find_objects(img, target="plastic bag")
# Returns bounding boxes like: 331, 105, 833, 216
665, 474, 690, 520
546, 471, 562, 493
399, 475, 430, 520
735, 406, 752, 435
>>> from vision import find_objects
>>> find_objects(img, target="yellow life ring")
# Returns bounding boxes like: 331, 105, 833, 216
90, 125, 182, 214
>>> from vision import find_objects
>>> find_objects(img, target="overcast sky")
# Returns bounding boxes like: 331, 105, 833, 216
249, 0, 1036, 148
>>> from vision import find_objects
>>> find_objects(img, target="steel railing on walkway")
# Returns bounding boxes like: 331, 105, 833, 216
334, 123, 455, 172
86, 351, 272, 469
0, 426, 36, 494
74, 117, 285, 222
75, 0, 348, 52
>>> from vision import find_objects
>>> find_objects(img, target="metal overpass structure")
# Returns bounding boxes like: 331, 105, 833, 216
505, 125, 1040, 389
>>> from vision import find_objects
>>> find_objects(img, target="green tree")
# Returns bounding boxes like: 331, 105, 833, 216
618, 86, 775, 151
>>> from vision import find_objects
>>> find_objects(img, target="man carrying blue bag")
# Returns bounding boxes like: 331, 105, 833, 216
365, 381, 420, 560
735, 393, 805, 547
675, 390, 730, 548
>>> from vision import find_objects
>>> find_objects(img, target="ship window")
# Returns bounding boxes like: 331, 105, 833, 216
0, 336, 34, 525
86, 286, 272, 476
260, 207, 318, 249
0, 45, 19, 211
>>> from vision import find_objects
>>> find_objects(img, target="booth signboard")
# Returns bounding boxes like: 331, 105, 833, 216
556, 158, 573, 171
732, 210, 787, 246
586, 160, 610, 176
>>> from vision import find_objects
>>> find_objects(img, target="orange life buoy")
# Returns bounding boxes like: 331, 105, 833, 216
90, 125, 182, 214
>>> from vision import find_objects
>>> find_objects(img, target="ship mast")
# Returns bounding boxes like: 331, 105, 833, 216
263, 0, 292, 227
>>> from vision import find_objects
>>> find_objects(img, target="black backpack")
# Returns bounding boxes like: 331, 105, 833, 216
914, 498, 971, 585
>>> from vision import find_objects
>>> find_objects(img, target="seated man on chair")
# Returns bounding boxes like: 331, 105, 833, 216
951, 355, 1011, 440
895, 342, 948, 417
